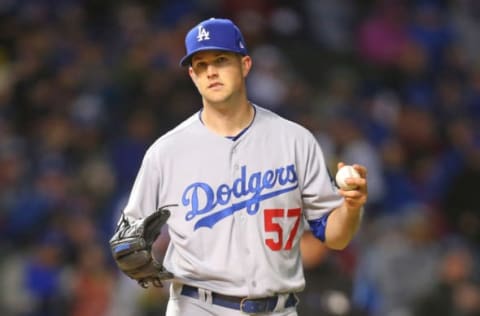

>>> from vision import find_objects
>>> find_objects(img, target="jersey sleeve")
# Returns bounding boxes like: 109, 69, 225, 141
120, 148, 161, 222
301, 133, 343, 221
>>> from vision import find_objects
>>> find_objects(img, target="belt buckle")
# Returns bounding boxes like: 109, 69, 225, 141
240, 297, 269, 314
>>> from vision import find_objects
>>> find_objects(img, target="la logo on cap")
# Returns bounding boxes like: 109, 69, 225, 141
197, 26, 210, 42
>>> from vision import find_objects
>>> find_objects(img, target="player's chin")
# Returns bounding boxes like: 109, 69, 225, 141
204, 94, 230, 105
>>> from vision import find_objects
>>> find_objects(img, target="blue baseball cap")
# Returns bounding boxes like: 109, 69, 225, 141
180, 18, 248, 67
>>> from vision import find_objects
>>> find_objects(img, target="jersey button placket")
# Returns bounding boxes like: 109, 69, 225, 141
231, 143, 253, 288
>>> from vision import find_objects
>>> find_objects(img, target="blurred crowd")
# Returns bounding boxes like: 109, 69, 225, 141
0, 0, 479, 315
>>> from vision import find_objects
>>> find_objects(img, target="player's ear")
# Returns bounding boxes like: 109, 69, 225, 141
188, 67, 200, 90
241, 55, 252, 77
188, 66, 197, 82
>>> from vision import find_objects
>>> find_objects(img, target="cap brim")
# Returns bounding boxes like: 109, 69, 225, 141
179, 47, 245, 67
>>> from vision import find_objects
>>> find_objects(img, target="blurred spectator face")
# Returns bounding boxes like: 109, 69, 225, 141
65, 213, 96, 247
78, 158, 116, 200
396, 107, 436, 150
446, 118, 474, 149
0, 139, 25, 189
328, 115, 362, 146
381, 139, 407, 169
397, 41, 428, 76
403, 209, 434, 244
440, 246, 473, 284
36, 163, 69, 202
128, 108, 156, 141
453, 282, 480, 313
37, 114, 72, 152
36, 242, 62, 267
437, 77, 463, 109
78, 244, 107, 272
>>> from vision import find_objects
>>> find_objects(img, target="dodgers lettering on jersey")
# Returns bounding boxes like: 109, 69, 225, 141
182, 164, 298, 230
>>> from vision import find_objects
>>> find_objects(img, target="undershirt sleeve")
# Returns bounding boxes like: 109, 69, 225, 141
307, 211, 332, 242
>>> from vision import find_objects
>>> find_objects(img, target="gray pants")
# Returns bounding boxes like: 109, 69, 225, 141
166, 282, 298, 316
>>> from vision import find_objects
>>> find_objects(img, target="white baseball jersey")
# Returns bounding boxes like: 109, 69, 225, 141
121, 104, 343, 297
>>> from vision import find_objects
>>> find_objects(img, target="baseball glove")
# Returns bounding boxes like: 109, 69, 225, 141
109, 205, 174, 288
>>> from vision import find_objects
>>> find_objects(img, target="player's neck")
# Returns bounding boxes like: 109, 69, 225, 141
201, 100, 254, 137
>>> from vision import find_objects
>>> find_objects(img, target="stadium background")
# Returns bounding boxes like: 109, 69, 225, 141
0, 0, 479, 315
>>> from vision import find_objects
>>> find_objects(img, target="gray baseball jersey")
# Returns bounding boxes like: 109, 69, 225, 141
121, 104, 343, 297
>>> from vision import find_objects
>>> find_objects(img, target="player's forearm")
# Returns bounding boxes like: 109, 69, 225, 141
324, 204, 363, 250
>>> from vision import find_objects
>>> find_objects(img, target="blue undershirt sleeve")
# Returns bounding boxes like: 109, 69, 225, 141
307, 211, 332, 242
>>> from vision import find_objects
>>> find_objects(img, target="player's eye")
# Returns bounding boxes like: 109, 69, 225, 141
214, 56, 228, 66
193, 61, 208, 71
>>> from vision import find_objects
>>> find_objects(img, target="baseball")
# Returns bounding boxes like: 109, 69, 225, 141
335, 165, 360, 190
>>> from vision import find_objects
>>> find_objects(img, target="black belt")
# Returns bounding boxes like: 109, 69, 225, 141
180, 284, 298, 314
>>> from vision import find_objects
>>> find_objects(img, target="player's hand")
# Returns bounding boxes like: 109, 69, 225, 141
336, 162, 368, 212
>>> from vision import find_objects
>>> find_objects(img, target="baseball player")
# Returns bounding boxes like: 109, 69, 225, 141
111, 18, 368, 316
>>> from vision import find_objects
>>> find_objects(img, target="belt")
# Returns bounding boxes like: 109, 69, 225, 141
180, 284, 298, 314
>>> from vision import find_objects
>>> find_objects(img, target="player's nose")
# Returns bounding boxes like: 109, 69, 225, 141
206, 64, 219, 78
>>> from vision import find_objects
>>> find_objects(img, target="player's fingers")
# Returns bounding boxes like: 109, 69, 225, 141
339, 183, 367, 199
342, 177, 366, 192
352, 164, 367, 178
353, 177, 367, 188
339, 187, 363, 197
341, 191, 367, 208
337, 162, 345, 170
